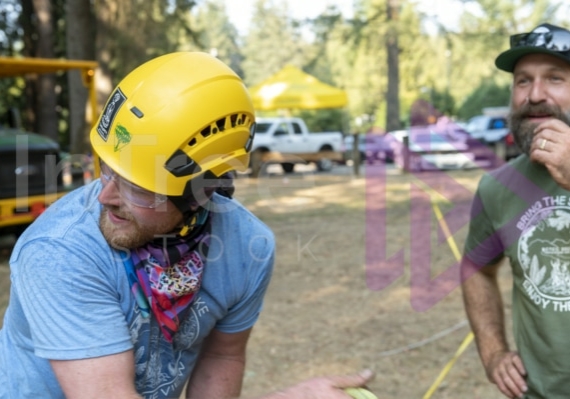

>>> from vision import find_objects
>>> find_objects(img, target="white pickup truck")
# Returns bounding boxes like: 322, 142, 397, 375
465, 111, 521, 161
250, 117, 344, 175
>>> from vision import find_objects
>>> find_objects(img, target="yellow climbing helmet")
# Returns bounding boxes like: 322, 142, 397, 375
90, 52, 256, 197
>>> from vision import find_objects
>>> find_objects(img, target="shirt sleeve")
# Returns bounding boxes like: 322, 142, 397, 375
12, 238, 134, 360
214, 227, 275, 333
463, 180, 505, 267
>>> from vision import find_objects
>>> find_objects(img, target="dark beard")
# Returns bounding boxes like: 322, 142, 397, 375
509, 103, 570, 155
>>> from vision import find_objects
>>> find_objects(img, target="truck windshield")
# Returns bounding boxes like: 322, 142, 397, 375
254, 123, 272, 133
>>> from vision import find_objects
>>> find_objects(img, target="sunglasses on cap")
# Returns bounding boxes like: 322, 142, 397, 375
510, 26, 570, 52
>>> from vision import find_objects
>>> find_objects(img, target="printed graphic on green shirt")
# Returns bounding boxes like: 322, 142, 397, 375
517, 196, 570, 312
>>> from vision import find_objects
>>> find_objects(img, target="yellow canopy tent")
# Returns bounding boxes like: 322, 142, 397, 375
248, 65, 347, 110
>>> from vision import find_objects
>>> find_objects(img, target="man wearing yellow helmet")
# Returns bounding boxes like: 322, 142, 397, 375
0, 52, 373, 399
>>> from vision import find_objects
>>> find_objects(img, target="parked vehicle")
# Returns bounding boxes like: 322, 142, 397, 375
504, 131, 519, 159
465, 113, 521, 161
0, 56, 98, 236
250, 117, 344, 175
391, 123, 493, 172
466, 114, 508, 141
0, 128, 65, 235
343, 134, 394, 164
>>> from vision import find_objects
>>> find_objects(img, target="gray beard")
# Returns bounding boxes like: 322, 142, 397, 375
508, 103, 570, 155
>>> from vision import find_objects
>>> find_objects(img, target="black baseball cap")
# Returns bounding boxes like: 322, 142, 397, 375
495, 23, 570, 72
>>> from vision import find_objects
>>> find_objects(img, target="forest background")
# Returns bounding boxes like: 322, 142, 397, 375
0, 0, 569, 156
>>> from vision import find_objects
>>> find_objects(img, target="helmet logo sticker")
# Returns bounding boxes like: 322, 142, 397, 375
114, 124, 132, 152
97, 88, 127, 142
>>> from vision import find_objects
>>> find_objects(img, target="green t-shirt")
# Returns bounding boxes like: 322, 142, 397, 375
465, 155, 570, 399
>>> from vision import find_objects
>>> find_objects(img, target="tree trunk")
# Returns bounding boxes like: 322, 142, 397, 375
19, 0, 36, 132
32, 0, 58, 142
66, 0, 95, 155
93, 0, 116, 114
385, 0, 401, 132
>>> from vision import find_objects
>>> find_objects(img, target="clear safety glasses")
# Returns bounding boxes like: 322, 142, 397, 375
510, 28, 570, 52
99, 161, 168, 208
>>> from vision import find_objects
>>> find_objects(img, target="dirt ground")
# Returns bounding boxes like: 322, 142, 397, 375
0, 164, 515, 399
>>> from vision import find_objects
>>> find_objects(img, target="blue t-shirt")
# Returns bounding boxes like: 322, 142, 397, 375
0, 181, 275, 399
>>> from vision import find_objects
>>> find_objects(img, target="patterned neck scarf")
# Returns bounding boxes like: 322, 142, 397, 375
123, 207, 211, 342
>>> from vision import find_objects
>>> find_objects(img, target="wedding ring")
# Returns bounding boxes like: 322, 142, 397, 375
540, 138, 548, 150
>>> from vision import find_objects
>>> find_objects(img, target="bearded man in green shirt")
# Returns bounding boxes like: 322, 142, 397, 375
462, 22, 570, 399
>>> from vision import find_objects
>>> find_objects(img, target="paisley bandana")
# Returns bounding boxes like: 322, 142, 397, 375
123, 207, 211, 342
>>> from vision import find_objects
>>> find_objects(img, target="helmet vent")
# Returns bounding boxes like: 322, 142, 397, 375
201, 126, 212, 138
130, 107, 144, 118
216, 118, 226, 132
245, 122, 256, 152
195, 113, 253, 146
229, 113, 247, 127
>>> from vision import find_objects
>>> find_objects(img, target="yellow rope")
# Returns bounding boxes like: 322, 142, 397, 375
430, 201, 462, 262
422, 332, 474, 399
418, 191, 473, 398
